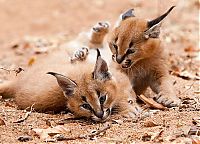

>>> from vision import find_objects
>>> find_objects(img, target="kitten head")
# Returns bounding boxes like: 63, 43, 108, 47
48, 50, 132, 122
108, 6, 175, 69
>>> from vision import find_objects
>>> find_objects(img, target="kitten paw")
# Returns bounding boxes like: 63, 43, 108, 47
154, 93, 181, 107
122, 104, 142, 120
70, 47, 89, 63
92, 21, 110, 33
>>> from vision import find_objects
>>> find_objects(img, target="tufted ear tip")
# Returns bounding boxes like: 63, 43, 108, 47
148, 6, 175, 28
93, 49, 111, 81
96, 49, 101, 58
122, 8, 135, 20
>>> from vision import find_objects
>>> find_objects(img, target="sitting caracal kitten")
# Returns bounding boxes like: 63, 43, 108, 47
108, 6, 181, 107
0, 23, 139, 122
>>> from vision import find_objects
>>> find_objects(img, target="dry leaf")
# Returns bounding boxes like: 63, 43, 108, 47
171, 71, 200, 80
33, 125, 70, 140
28, 57, 36, 66
0, 117, 6, 126
112, 119, 123, 125
138, 94, 166, 110
192, 138, 200, 144
184, 46, 198, 52
34, 47, 48, 54
141, 130, 163, 142
188, 126, 200, 136
143, 120, 158, 127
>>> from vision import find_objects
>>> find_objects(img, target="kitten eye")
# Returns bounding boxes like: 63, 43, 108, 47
113, 44, 118, 50
126, 49, 135, 54
81, 104, 91, 110
129, 42, 133, 48
99, 95, 106, 105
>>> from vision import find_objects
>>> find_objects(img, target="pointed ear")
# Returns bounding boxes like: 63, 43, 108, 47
121, 9, 135, 20
144, 22, 162, 39
148, 6, 175, 28
144, 6, 175, 39
93, 49, 111, 81
47, 72, 77, 97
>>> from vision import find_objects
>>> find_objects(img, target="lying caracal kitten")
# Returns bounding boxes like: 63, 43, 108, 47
0, 23, 139, 122
108, 6, 181, 107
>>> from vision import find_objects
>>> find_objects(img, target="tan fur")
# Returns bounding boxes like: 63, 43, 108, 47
108, 11, 180, 107
0, 22, 138, 121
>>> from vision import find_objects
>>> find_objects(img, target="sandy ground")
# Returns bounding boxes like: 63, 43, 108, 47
0, 0, 199, 143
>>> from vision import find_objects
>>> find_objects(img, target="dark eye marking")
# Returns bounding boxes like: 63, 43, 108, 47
81, 96, 87, 102
99, 95, 106, 105
81, 103, 92, 110
129, 42, 133, 48
113, 43, 118, 51
126, 48, 135, 55
115, 37, 118, 42
96, 90, 101, 97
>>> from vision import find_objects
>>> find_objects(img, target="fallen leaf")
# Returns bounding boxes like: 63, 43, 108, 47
28, 57, 36, 66
141, 130, 163, 142
33, 125, 70, 140
0, 117, 5, 126
184, 46, 198, 52
171, 71, 200, 80
112, 119, 123, 125
143, 120, 158, 127
34, 47, 48, 54
188, 126, 200, 136
138, 94, 167, 110
192, 137, 200, 144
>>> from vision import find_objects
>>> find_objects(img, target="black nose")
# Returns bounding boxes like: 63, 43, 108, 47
95, 111, 104, 118
116, 55, 124, 64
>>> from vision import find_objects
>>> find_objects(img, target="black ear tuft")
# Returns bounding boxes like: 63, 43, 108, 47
47, 72, 56, 76
122, 9, 135, 20
96, 49, 101, 58
148, 6, 175, 28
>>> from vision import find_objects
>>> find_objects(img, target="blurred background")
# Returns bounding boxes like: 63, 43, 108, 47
0, 0, 199, 71
0, 0, 198, 47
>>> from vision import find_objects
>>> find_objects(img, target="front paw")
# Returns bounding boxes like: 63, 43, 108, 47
70, 47, 89, 63
92, 21, 110, 33
122, 104, 142, 120
154, 93, 181, 107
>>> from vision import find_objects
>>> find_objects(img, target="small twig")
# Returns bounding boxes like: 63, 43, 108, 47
180, 81, 195, 95
0, 67, 11, 73
13, 104, 34, 123
53, 123, 111, 141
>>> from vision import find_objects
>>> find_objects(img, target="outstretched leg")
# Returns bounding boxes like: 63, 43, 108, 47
70, 21, 110, 63
89, 21, 110, 48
